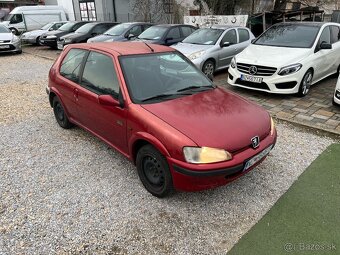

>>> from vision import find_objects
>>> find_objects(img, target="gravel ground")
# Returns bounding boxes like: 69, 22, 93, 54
0, 53, 339, 254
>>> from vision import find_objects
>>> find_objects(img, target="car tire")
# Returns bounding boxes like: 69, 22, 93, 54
52, 96, 73, 129
36, 36, 42, 46
202, 60, 215, 77
297, 70, 313, 97
16, 50, 22, 54
136, 144, 174, 198
333, 98, 339, 106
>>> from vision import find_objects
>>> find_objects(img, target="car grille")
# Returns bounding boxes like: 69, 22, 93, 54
0, 40, 11, 43
235, 78, 270, 91
237, 63, 277, 76
0, 45, 15, 51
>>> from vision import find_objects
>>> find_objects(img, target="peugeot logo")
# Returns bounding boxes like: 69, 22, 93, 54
249, 66, 257, 75
251, 136, 260, 149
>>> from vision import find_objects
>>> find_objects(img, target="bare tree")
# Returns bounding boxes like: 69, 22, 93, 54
131, 0, 165, 23
194, 0, 237, 15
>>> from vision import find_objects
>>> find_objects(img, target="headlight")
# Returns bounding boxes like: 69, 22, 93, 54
46, 35, 57, 39
64, 38, 73, 44
230, 57, 236, 68
183, 146, 232, 164
278, 63, 302, 76
188, 50, 205, 61
270, 117, 275, 136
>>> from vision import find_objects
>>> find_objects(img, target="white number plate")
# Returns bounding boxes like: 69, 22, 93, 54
241, 74, 263, 83
0, 45, 10, 49
244, 145, 273, 171
57, 42, 63, 50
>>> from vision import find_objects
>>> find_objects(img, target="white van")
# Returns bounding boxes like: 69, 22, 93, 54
1, 6, 67, 34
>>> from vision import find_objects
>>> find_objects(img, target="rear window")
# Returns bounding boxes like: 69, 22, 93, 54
238, 29, 250, 43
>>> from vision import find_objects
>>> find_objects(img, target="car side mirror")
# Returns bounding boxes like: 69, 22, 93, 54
221, 42, 231, 48
49, 27, 54, 31
320, 41, 332, 50
98, 95, 121, 107
127, 34, 135, 40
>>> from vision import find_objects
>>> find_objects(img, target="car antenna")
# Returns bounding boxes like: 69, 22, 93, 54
143, 42, 154, 52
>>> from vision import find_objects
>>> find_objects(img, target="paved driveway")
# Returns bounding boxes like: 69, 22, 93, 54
23, 45, 340, 135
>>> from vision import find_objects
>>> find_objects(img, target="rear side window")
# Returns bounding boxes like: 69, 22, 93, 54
319, 26, 331, 45
81, 51, 120, 97
92, 24, 111, 34
238, 29, 250, 43
181, 26, 195, 37
60, 49, 87, 83
167, 27, 181, 39
330, 26, 340, 44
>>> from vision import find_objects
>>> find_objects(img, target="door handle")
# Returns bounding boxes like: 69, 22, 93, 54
73, 88, 79, 101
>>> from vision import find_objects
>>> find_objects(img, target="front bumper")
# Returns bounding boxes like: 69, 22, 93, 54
334, 89, 340, 105
228, 65, 304, 94
40, 38, 57, 48
0, 40, 21, 53
167, 129, 277, 192
21, 37, 37, 44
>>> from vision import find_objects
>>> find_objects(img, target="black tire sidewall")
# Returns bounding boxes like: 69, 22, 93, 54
52, 97, 72, 129
136, 145, 173, 197
298, 70, 313, 97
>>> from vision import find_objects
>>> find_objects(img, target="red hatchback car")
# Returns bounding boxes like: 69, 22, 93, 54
47, 42, 277, 197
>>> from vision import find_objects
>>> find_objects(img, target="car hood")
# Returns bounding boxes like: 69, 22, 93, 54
88, 34, 119, 42
141, 87, 271, 152
236, 44, 311, 68
0, 32, 13, 41
23, 29, 46, 37
0, 21, 10, 27
44, 30, 69, 37
134, 38, 161, 44
171, 42, 212, 56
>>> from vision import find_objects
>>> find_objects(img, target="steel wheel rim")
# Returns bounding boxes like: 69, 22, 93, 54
302, 72, 312, 95
55, 103, 65, 122
204, 63, 214, 76
142, 156, 164, 188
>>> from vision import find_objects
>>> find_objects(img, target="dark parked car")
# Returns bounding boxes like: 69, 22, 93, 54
87, 22, 152, 43
58, 22, 118, 49
47, 42, 277, 197
135, 24, 197, 46
40, 21, 89, 48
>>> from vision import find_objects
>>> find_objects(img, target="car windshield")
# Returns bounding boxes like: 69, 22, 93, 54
105, 23, 130, 36
138, 26, 167, 40
119, 52, 214, 103
0, 25, 10, 33
59, 22, 76, 31
182, 28, 224, 45
75, 23, 96, 33
41, 22, 53, 30
254, 24, 320, 48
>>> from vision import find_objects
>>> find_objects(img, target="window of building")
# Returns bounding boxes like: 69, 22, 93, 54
80, 1, 97, 21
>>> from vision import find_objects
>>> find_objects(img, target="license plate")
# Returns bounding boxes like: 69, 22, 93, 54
244, 145, 273, 171
57, 43, 63, 50
241, 74, 263, 83
0, 45, 10, 49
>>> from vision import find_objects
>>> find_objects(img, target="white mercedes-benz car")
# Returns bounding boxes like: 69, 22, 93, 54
228, 22, 340, 97
333, 75, 340, 106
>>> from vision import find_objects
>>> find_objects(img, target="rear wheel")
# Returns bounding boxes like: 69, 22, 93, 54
136, 144, 174, 197
202, 60, 215, 77
297, 70, 313, 97
36, 36, 42, 46
52, 97, 73, 129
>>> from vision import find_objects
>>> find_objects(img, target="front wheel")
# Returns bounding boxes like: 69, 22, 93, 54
202, 60, 215, 77
297, 70, 313, 97
136, 145, 174, 198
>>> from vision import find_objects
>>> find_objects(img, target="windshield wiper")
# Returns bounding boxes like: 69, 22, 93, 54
177, 85, 214, 93
141, 93, 180, 102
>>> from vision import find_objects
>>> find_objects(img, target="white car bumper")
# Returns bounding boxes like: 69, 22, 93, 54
227, 64, 305, 94
334, 77, 340, 105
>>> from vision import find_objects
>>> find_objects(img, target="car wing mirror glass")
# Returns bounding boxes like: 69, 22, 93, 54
127, 33, 135, 40
98, 95, 120, 107
320, 41, 332, 50
221, 42, 231, 47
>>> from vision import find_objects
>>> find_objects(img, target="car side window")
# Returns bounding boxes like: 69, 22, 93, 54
81, 51, 120, 97
10, 14, 23, 24
330, 26, 340, 44
60, 49, 87, 83
181, 26, 194, 37
167, 27, 181, 39
238, 29, 250, 43
319, 26, 331, 45
143, 24, 152, 31
55, 23, 64, 29
221, 29, 237, 45
92, 24, 109, 35
73, 23, 85, 31
128, 25, 142, 36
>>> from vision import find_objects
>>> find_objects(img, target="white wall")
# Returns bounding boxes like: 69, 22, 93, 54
57, 0, 75, 21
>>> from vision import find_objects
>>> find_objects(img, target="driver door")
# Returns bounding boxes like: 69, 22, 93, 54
218, 29, 238, 69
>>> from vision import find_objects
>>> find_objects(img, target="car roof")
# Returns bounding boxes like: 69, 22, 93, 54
154, 24, 192, 28
207, 25, 247, 30
68, 42, 176, 56
274, 22, 335, 27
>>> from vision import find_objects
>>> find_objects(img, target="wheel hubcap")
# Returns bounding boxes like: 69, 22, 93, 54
302, 73, 312, 95
204, 63, 214, 76
143, 156, 164, 187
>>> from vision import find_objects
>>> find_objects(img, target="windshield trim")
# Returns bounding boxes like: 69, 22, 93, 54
118, 51, 213, 104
